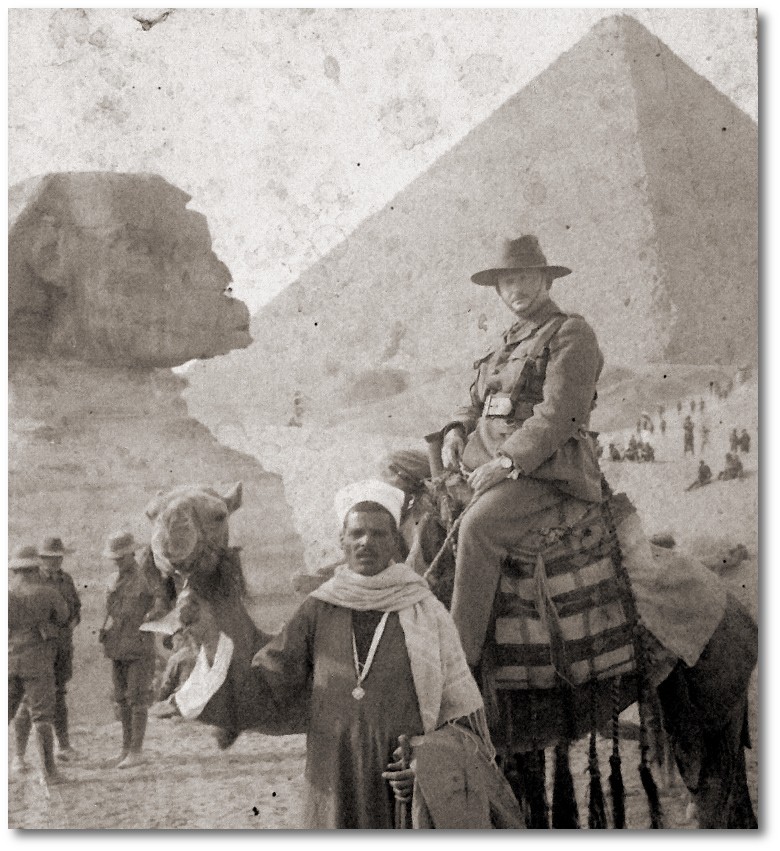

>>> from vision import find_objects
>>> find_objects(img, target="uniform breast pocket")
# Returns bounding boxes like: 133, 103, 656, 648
509, 352, 547, 397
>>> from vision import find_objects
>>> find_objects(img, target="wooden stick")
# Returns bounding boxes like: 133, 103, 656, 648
394, 734, 412, 829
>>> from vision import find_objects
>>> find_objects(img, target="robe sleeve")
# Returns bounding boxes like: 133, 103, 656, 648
250, 596, 317, 708
196, 597, 316, 735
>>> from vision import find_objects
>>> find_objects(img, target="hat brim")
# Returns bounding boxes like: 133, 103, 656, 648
471, 265, 572, 286
102, 545, 137, 559
39, 548, 75, 557
10, 558, 41, 569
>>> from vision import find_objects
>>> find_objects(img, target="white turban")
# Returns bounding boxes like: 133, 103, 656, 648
334, 479, 406, 528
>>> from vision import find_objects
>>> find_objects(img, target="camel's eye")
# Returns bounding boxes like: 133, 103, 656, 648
210, 508, 228, 523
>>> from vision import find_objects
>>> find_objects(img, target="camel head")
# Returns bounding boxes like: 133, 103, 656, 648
145, 482, 242, 583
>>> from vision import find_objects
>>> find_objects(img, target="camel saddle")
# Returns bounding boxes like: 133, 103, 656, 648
490, 495, 638, 690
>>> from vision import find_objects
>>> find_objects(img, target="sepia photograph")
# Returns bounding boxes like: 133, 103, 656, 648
6, 5, 760, 831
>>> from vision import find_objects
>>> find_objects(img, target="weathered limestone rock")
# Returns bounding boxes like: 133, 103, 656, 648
8, 172, 301, 621
8, 172, 251, 367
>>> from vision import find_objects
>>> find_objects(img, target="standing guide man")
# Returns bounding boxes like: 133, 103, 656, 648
100, 531, 164, 768
9, 545, 71, 785
437, 235, 604, 666
181, 480, 522, 829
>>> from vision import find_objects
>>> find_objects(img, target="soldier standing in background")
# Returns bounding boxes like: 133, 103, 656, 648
13, 536, 82, 765
9, 545, 70, 785
99, 531, 163, 769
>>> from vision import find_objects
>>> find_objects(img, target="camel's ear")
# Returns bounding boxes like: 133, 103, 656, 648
145, 493, 164, 521
222, 482, 242, 514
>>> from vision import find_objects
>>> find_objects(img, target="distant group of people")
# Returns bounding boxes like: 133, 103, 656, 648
710, 379, 734, 401
676, 397, 707, 416
682, 416, 717, 458
610, 393, 754, 470
730, 428, 751, 454
608, 435, 655, 463
686, 454, 745, 492
9, 530, 176, 786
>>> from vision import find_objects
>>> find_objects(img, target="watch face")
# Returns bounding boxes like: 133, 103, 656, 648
500, 455, 512, 468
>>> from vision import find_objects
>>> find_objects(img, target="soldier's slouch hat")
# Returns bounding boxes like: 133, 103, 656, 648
471, 235, 571, 286
10, 544, 42, 570
39, 536, 75, 557
102, 531, 139, 560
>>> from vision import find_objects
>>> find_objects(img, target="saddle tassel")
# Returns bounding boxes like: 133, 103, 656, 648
608, 677, 626, 828
552, 742, 579, 828
587, 729, 608, 829
533, 554, 573, 685
638, 686, 664, 829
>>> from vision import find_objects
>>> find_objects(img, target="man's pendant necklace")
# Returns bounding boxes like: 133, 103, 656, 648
351, 611, 390, 701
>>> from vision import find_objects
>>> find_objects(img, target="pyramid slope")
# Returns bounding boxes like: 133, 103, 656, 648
621, 15, 757, 364
190, 14, 756, 428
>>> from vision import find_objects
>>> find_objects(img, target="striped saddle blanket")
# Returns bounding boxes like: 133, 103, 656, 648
490, 496, 638, 690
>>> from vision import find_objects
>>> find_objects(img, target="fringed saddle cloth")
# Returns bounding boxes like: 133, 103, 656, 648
491, 494, 639, 691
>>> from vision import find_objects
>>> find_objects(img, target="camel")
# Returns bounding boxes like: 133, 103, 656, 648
141, 483, 306, 745
383, 450, 758, 829
144, 477, 756, 829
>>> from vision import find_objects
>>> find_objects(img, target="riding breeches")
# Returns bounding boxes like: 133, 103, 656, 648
451, 476, 581, 666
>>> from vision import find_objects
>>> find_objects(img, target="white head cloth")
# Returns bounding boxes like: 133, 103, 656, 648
334, 479, 405, 527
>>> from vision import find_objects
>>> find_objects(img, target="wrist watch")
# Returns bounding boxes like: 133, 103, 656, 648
497, 453, 521, 480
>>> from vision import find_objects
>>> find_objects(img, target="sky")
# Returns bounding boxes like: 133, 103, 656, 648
7, 5, 758, 315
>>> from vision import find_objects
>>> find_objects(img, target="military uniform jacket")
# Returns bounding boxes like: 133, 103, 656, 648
102, 562, 157, 661
9, 579, 70, 676
447, 299, 604, 503
42, 569, 81, 643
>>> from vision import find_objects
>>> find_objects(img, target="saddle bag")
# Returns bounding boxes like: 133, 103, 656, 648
489, 498, 638, 690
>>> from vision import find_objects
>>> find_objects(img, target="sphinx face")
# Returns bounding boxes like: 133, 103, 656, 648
9, 173, 251, 367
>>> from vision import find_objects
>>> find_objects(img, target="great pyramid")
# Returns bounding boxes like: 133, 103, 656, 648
188, 14, 757, 429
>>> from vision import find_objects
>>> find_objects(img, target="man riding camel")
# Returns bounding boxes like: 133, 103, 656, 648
437, 235, 603, 665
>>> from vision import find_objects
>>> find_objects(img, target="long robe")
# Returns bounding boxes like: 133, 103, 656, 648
244, 597, 424, 829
